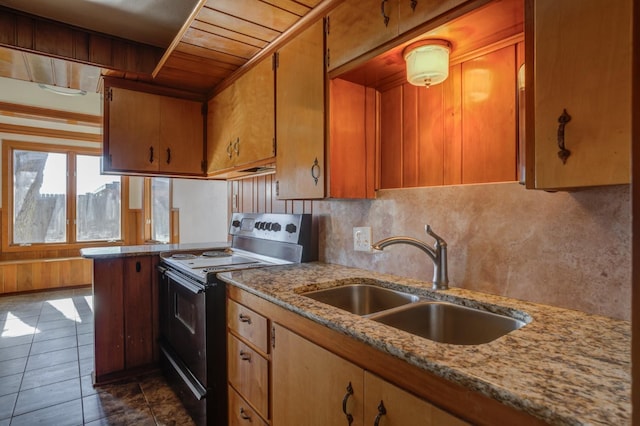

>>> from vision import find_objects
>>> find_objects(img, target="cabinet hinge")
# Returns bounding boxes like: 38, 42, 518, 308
106, 87, 112, 102
273, 52, 279, 70
272, 137, 276, 156
326, 48, 330, 69
275, 180, 280, 197
325, 16, 330, 35
201, 159, 207, 173
271, 325, 276, 349
201, 102, 207, 116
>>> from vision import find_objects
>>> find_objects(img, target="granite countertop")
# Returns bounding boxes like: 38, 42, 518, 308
80, 241, 230, 259
218, 262, 631, 426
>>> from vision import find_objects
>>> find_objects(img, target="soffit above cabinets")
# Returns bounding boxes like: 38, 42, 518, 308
0, 0, 326, 95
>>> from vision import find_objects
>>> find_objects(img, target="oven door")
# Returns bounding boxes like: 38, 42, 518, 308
164, 269, 208, 386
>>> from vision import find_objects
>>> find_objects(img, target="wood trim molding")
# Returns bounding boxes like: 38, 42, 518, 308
0, 101, 101, 127
0, 123, 101, 142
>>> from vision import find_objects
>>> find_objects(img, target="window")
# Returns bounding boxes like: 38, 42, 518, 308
143, 177, 172, 244
6, 141, 123, 248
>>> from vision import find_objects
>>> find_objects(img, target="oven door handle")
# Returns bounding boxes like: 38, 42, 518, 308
165, 270, 205, 294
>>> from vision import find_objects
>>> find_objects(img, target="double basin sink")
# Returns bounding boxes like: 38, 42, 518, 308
301, 281, 527, 345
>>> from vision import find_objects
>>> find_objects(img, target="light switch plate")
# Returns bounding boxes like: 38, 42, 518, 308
353, 227, 372, 252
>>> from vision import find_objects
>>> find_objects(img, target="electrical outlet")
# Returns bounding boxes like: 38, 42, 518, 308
353, 227, 372, 252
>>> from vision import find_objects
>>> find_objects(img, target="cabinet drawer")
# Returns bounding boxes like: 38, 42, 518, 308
228, 385, 268, 426
228, 299, 269, 353
228, 334, 269, 419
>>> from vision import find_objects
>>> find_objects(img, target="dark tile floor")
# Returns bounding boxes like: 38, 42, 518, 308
0, 288, 195, 425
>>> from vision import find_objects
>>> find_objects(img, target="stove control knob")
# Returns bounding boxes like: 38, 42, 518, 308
232, 220, 241, 228
254, 221, 261, 229
271, 223, 282, 232
285, 223, 297, 234
265, 222, 272, 231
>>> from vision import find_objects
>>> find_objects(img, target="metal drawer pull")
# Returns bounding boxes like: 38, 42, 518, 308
240, 350, 251, 362
149, 146, 154, 163
410, 0, 417, 11
240, 407, 252, 421
557, 109, 572, 164
166, 148, 171, 164
239, 313, 252, 324
342, 382, 354, 425
374, 401, 387, 426
227, 140, 233, 158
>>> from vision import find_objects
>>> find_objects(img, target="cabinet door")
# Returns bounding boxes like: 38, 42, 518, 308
207, 84, 238, 174
527, 0, 631, 189
93, 258, 124, 381
123, 256, 153, 369
364, 372, 469, 425
234, 57, 275, 168
272, 324, 364, 425
275, 19, 325, 199
159, 96, 204, 174
327, 0, 399, 71
398, 0, 467, 34
106, 87, 160, 173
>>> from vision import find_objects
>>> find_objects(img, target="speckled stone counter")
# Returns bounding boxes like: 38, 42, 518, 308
80, 241, 230, 259
218, 262, 631, 426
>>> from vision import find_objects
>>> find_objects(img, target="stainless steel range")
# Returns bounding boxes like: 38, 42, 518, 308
158, 212, 316, 426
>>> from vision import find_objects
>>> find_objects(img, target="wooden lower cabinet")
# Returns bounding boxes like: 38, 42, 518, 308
364, 372, 468, 426
227, 299, 270, 424
93, 255, 158, 384
271, 324, 466, 426
227, 286, 541, 425
272, 323, 365, 425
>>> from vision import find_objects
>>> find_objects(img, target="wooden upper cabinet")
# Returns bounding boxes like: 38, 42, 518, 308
103, 78, 206, 177
327, 0, 399, 71
398, 0, 468, 34
525, 0, 631, 190
275, 19, 325, 199
207, 57, 275, 177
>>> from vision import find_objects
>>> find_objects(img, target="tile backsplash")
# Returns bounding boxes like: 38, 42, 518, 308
314, 182, 630, 320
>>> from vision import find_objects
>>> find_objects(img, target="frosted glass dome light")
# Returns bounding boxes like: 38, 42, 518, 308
403, 40, 451, 88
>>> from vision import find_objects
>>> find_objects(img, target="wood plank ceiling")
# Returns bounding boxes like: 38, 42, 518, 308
0, 0, 325, 96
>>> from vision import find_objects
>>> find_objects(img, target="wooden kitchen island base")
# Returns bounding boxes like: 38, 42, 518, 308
91, 255, 160, 384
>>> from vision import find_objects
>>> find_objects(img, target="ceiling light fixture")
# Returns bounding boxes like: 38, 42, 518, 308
38, 84, 87, 96
403, 39, 451, 88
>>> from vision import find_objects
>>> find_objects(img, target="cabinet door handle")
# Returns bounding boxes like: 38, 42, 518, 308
136, 261, 141, 272
311, 157, 321, 186
342, 382, 354, 425
233, 137, 240, 156
227, 141, 233, 158
557, 109, 572, 164
239, 407, 251, 421
239, 350, 251, 362
374, 400, 387, 426
239, 313, 252, 324
149, 146, 154, 163
380, 0, 390, 27
410, 0, 417, 11
166, 148, 171, 164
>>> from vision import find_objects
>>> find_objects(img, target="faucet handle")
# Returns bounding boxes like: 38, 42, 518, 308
425, 225, 446, 247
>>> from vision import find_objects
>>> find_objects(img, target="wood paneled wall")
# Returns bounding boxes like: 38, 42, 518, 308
228, 173, 314, 215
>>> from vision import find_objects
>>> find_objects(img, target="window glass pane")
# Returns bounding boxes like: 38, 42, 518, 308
76, 155, 121, 242
13, 150, 67, 244
151, 178, 170, 243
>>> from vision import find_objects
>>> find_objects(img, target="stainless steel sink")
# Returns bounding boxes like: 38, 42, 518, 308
370, 301, 526, 345
302, 284, 420, 316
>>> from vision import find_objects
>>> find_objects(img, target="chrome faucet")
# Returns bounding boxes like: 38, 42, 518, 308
371, 225, 449, 290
